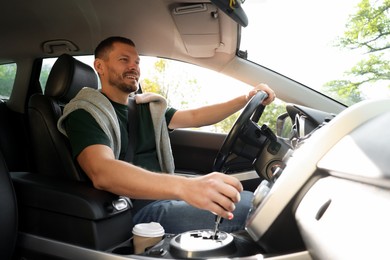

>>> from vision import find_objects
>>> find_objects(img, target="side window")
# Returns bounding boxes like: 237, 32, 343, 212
39, 58, 57, 90
140, 57, 285, 133
39, 56, 96, 91
38, 55, 285, 133
0, 63, 17, 99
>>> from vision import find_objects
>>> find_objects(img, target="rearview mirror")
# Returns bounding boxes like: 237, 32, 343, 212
210, 0, 248, 27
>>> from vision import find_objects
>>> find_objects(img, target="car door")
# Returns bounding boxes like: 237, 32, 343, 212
140, 57, 268, 192
170, 129, 225, 175
170, 128, 263, 192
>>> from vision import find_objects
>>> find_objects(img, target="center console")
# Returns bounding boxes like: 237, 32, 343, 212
110, 230, 265, 259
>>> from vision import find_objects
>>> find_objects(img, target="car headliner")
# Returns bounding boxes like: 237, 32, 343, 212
1, 0, 238, 71
1, 0, 347, 115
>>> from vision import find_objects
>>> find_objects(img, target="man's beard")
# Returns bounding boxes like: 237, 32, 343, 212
108, 70, 139, 94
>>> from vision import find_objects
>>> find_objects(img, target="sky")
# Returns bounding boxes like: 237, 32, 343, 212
239, 0, 390, 100
242, 0, 366, 88
240, 0, 364, 89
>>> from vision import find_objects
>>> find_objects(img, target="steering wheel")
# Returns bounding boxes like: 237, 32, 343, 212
213, 91, 268, 172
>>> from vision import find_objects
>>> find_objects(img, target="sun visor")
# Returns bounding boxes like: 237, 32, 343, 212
172, 3, 221, 58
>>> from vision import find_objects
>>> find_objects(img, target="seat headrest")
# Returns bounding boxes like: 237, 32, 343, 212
45, 54, 98, 103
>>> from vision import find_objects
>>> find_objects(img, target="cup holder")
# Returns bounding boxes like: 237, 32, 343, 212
111, 238, 134, 255
112, 245, 134, 255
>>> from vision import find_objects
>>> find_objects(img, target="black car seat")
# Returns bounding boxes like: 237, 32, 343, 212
15, 54, 133, 252
0, 149, 17, 260
28, 54, 98, 181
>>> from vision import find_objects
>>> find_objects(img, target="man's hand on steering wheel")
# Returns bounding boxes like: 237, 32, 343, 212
247, 83, 276, 106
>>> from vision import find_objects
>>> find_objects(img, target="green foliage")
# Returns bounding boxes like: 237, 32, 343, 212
154, 59, 167, 73
261, 102, 287, 132
339, 0, 390, 52
0, 63, 17, 98
141, 78, 163, 94
141, 60, 166, 96
212, 111, 239, 133
141, 58, 285, 133
212, 101, 286, 133
39, 63, 52, 91
141, 59, 202, 109
323, 80, 362, 106
322, 0, 390, 104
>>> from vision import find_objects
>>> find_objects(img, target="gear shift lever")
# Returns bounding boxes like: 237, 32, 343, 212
213, 215, 222, 239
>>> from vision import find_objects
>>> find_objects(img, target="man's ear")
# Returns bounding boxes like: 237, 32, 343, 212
94, 59, 103, 75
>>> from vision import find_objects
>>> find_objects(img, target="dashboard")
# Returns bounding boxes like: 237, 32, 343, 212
246, 99, 390, 258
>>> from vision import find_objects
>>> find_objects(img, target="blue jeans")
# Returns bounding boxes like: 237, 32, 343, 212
132, 191, 253, 234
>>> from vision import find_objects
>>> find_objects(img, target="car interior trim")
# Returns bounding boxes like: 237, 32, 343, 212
17, 232, 312, 260
318, 111, 390, 187
246, 99, 390, 241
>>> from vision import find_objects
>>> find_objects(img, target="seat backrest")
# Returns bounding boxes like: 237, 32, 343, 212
28, 54, 98, 181
0, 149, 17, 260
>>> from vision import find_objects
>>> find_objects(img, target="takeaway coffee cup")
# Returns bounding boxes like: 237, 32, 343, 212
132, 222, 165, 254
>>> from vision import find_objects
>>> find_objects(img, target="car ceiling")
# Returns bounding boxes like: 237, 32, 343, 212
2, 0, 348, 115
1, 0, 238, 71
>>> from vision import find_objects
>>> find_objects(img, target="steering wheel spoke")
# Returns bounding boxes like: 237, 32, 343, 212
213, 91, 268, 172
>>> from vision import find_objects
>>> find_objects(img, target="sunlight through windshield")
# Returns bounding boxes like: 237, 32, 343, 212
240, 0, 390, 106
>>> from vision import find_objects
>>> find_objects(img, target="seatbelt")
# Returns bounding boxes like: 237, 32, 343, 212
124, 97, 137, 163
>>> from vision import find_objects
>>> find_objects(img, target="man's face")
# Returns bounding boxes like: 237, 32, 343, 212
101, 42, 141, 94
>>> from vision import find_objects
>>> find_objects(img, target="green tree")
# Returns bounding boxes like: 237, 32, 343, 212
0, 63, 17, 98
212, 102, 285, 133
141, 58, 285, 133
39, 63, 52, 90
141, 59, 165, 95
212, 111, 239, 133
141, 78, 162, 94
261, 102, 286, 132
323, 0, 390, 105
141, 58, 201, 108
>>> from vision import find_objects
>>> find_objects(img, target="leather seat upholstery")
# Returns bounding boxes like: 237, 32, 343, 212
0, 149, 17, 260
28, 54, 98, 181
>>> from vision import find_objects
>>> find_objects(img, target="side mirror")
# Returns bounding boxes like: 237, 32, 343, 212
276, 113, 293, 138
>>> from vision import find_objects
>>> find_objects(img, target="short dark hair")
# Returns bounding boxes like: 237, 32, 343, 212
94, 36, 136, 59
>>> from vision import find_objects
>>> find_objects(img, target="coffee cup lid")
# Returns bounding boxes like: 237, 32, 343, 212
132, 222, 165, 237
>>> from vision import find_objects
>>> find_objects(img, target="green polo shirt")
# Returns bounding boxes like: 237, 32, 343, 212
63, 99, 176, 172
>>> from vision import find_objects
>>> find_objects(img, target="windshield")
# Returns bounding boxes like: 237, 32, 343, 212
240, 0, 390, 106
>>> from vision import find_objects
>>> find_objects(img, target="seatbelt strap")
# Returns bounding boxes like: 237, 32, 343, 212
124, 97, 137, 163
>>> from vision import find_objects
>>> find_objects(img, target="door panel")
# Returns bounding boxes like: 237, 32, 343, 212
170, 129, 262, 192
170, 129, 225, 175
